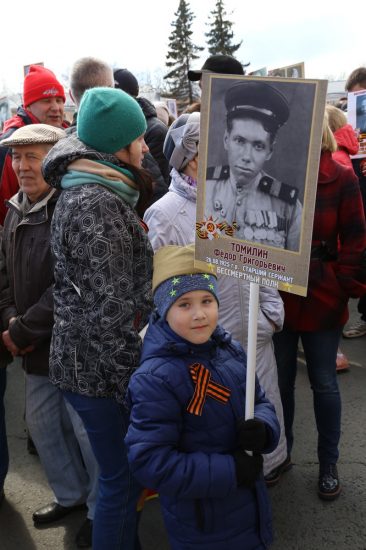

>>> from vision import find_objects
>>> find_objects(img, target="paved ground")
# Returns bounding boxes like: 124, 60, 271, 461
0, 299, 366, 549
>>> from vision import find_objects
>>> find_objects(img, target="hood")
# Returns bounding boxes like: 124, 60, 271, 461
318, 150, 341, 184
140, 311, 232, 364
1, 106, 36, 135
318, 149, 356, 184
1, 106, 68, 137
169, 168, 197, 203
136, 97, 157, 119
334, 124, 359, 156
42, 132, 133, 189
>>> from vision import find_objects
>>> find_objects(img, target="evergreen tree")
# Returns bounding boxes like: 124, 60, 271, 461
165, 0, 203, 106
206, 0, 242, 56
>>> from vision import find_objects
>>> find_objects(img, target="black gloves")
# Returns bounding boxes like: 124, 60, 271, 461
233, 449, 263, 488
237, 417, 268, 453
232, 418, 268, 488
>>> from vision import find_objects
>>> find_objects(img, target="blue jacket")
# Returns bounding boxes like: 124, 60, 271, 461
126, 314, 280, 549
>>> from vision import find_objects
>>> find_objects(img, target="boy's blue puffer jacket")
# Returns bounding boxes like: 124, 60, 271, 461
126, 314, 280, 550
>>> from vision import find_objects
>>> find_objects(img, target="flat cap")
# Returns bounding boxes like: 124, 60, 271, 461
0, 124, 66, 147
188, 55, 244, 81
225, 80, 290, 130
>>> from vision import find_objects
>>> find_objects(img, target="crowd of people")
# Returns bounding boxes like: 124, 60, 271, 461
0, 55, 366, 550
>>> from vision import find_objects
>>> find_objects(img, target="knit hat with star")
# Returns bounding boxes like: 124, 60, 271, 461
153, 244, 218, 318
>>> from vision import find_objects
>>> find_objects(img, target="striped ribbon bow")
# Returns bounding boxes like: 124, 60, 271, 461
187, 363, 231, 416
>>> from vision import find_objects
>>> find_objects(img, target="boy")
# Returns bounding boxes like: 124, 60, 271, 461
125, 244, 280, 549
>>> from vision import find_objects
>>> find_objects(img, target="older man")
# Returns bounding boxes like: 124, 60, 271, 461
0, 124, 97, 548
0, 65, 67, 224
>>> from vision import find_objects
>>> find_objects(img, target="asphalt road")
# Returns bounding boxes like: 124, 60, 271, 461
0, 299, 365, 549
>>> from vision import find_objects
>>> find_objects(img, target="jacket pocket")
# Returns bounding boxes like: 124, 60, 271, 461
308, 260, 348, 313
175, 497, 215, 534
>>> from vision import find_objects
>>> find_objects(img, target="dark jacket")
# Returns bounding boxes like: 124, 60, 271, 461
42, 133, 153, 403
281, 151, 366, 331
137, 97, 170, 184
0, 189, 59, 375
126, 316, 280, 549
0, 226, 12, 368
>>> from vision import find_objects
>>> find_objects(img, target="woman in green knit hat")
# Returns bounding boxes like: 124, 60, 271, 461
42, 87, 153, 550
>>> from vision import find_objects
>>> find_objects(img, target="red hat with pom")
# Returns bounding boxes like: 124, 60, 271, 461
23, 65, 66, 107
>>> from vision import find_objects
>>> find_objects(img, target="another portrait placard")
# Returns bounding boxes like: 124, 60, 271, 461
347, 90, 366, 159
23, 62, 44, 77
248, 67, 268, 77
195, 74, 327, 297
268, 62, 305, 79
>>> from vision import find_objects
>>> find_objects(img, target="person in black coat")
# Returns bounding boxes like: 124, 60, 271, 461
114, 69, 170, 188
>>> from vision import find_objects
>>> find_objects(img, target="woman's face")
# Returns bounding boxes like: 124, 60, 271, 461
114, 134, 149, 168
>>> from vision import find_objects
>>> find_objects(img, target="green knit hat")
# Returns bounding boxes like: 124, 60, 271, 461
77, 87, 147, 154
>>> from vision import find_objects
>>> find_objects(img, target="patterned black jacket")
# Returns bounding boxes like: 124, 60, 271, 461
43, 134, 153, 404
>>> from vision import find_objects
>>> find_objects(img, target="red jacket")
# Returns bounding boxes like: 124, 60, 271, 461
281, 151, 366, 331
333, 124, 359, 172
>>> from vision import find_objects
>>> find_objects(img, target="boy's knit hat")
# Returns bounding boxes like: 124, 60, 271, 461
77, 87, 147, 154
153, 244, 218, 318
23, 65, 66, 107
163, 112, 200, 171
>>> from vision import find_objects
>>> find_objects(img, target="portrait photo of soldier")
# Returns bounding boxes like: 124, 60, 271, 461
356, 93, 366, 133
203, 77, 317, 252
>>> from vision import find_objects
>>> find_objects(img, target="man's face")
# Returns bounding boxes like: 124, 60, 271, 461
224, 117, 273, 186
27, 97, 64, 127
12, 144, 51, 202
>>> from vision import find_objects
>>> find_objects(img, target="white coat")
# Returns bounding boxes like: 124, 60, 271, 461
144, 168, 287, 474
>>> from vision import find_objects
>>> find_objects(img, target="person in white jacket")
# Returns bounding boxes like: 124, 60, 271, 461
143, 112, 290, 484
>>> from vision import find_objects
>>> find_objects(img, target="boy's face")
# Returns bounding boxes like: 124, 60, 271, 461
166, 290, 218, 345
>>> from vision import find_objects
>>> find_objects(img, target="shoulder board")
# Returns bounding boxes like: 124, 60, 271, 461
206, 165, 230, 180
258, 176, 298, 205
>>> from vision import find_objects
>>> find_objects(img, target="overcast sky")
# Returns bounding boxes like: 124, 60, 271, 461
1, 0, 365, 94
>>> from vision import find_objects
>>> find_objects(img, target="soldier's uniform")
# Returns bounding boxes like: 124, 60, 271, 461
205, 166, 302, 251
204, 79, 302, 251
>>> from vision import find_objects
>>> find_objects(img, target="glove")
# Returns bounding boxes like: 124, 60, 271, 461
233, 449, 263, 488
237, 418, 268, 453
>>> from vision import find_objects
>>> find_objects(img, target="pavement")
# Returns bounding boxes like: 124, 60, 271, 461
1, 299, 366, 549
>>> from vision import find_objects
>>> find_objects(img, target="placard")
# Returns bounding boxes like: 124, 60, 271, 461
195, 74, 327, 296
347, 90, 366, 159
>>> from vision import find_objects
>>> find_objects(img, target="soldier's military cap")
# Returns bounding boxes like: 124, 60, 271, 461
225, 80, 290, 131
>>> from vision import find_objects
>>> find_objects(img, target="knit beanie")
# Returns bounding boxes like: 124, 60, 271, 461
153, 244, 218, 319
163, 112, 200, 171
23, 65, 66, 107
77, 87, 147, 154
114, 68, 139, 97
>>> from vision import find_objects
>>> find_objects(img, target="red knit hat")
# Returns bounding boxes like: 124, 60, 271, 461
23, 65, 66, 107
